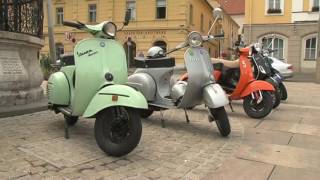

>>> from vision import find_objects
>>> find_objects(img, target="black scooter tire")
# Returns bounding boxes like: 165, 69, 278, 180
279, 83, 288, 100
272, 87, 281, 109
94, 107, 142, 157
210, 107, 231, 137
243, 91, 273, 119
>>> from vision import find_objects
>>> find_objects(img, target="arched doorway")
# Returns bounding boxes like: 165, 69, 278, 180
55, 43, 64, 59
153, 40, 167, 53
123, 37, 136, 68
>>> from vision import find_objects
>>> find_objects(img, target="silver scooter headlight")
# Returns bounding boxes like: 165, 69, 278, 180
102, 22, 117, 37
187, 31, 203, 48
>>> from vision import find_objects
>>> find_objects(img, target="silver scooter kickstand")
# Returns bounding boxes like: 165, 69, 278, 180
159, 110, 165, 128
184, 108, 190, 123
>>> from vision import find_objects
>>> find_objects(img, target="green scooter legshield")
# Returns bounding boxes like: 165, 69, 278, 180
47, 12, 147, 157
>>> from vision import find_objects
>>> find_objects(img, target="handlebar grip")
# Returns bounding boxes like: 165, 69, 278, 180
63, 21, 83, 29
214, 34, 224, 38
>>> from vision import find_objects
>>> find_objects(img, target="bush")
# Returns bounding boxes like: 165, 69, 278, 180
267, 9, 282, 14
312, 6, 319, 12
40, 54, 54, 80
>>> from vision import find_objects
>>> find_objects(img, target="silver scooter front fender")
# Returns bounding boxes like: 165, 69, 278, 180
203, 84, 229, 108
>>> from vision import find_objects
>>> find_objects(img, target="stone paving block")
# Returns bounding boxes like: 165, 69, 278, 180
237, 143, 320, 171
269, 166, 320, 180
257, 120, 296, 132
202, 157, 274, 180
243, 127, 292, 145
289, 123, 320, 136
289, 134, 320, 151
0, 105, 243, 179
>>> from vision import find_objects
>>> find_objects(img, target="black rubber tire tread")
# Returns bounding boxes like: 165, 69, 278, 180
243, 91, 273, 119
272, 87, 281, 109
279, 83, 288, 100
94, 107, 142, 157
210, 107, 231, 137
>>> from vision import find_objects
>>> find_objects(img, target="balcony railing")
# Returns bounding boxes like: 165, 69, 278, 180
0, 0, 43, 38
267, 8, 282, 14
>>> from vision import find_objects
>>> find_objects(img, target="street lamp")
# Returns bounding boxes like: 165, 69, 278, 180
126, 37, 132, 68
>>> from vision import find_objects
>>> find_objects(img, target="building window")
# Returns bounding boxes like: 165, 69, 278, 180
88, 4, 97, 23
267, 0, 282, 14
262, 37, 284, 59
156, 0, 166, 19
189, 4, 193, 25
153, 40, 167, 52
126, 0, 136, 20
312, 0, 319, 12
55, 43, 64, 59
200, 14, 204, 32
305, 37, 317, 60
56, 7, 64, 25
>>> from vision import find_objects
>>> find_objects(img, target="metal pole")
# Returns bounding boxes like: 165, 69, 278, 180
47, 0, 57, 63
316, 11, 320, 83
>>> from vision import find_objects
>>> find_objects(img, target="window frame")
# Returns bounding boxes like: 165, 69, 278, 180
156, 0, 167, 19
126, 0, 136, 20
311, 0, 319, 12
200, 14, 204, 32
304, 36, 317, 61
88, 4, 97, 23
265, 0, 284, 15
262, 37, 285, 60
55, 43, 64, 59
189, 4, 193, 25
56, 7, 64, 25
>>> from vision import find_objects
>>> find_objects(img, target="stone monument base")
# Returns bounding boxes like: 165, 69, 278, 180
0, 31, 47, 117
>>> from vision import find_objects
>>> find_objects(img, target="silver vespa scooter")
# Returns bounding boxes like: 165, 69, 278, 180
128, 8, 231, 136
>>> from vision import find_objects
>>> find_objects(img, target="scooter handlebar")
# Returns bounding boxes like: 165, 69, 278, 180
63, 21, 84, 29
204, 34, 225, 41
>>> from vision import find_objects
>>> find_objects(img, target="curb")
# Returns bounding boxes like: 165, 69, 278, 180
0, 98, 48, 118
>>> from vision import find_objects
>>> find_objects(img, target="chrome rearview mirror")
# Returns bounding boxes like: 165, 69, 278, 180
213, 8, 223, 18
208, 8, 223, 35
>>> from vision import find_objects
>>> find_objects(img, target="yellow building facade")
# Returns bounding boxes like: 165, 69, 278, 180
244, 0, 319, 72
42, 0, 239, 65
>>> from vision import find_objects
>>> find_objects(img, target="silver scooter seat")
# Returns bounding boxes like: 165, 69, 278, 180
134, 57, 175, 68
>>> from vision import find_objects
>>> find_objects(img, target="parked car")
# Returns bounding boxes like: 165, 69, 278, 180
268, 57, 293, 79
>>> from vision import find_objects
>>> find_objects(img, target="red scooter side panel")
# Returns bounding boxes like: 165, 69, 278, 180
240, 80, 275, 98
213, 70, 221, 81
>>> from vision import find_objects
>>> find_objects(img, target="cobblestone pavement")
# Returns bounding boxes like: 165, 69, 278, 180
0, 104, 243, 179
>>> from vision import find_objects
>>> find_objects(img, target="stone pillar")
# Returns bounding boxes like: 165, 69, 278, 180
0, 31, 45, 115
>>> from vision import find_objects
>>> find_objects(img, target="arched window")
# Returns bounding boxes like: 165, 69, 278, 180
55, 43, 64, 59
153, 40, 167, 53
303, 35, 317, 61
262, 36, 285, 60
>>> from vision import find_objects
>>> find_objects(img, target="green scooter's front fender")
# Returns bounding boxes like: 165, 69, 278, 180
83, 85, 148, 118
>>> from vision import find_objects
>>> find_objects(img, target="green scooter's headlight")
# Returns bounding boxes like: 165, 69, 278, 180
102, 22, 117, 38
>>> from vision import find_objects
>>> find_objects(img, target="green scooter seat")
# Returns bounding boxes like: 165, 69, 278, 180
134, 57, 175, 68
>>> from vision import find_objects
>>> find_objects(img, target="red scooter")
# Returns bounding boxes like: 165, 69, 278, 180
180, 45, 275, 119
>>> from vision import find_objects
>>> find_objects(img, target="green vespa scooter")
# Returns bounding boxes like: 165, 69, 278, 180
47, 12, 148, 157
